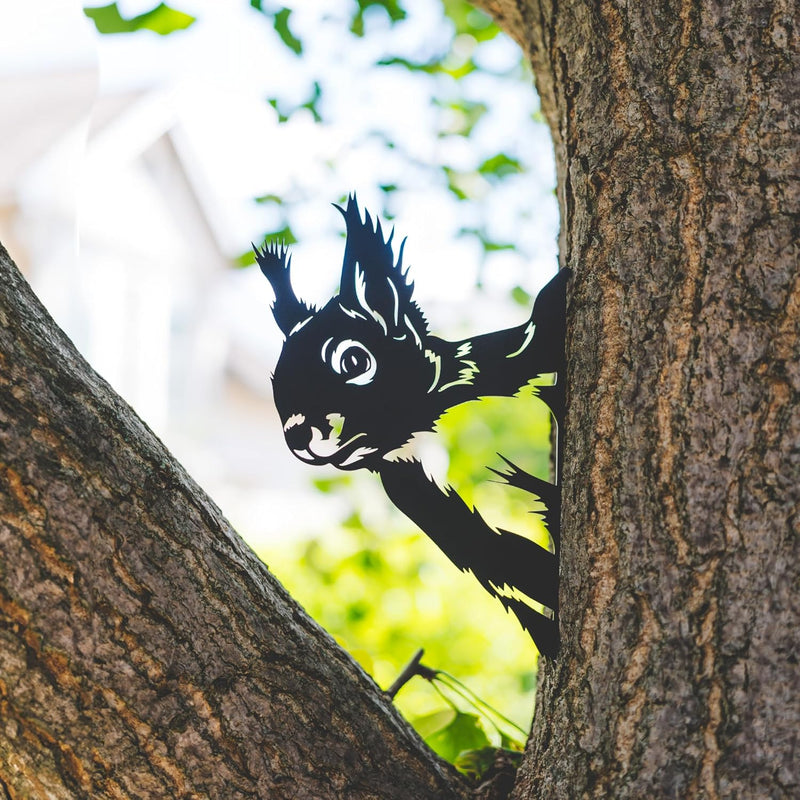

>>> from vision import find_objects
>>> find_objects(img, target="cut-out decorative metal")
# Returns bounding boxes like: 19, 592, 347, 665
256, 195, 569, 657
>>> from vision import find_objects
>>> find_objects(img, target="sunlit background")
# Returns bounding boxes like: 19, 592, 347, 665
0, 0, 558, 757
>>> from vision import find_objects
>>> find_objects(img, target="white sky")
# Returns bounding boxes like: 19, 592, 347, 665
102, 0, 556, 300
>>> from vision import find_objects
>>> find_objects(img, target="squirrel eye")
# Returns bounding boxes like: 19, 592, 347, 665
329, 340, 376, 385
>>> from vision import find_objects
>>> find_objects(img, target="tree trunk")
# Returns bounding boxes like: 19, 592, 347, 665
478, 1, 800, 798
0, 243, 469, 798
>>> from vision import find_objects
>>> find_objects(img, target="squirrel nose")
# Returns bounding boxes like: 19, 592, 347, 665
284, 422, 312, 451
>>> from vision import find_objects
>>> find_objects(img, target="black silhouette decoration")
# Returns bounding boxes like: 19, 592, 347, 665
256, 195, 569, 657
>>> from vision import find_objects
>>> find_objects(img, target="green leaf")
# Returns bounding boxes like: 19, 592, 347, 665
499, 731, 525, 751
376, 0, 506, 78
379, 51, 477, 80
232, 250, 257, 268
443, 167, 472, 201
453, 746, 497, 780
412, 708, 457, 739
273, 7, 302, 55
346, 601, 370, 623
477, 153, 523, 181
436, 99, 488, 138
424, 711, 491, 763
268, 82, 322, 124
311, 477, 347, 494
511, 286, 532, 307
301, 81, 323, 122
455, 746, 523, 780
266, 225, 297, 245
83, 3, 195, 36
442, 0, 498, 41
252, 225, 297, 257
342, 511, 366, 531
441, 58, 477, 80
351, 549, 384, 572
254, 193, 283, 205
267, 98, 290, 124
351, 0, 407, 37
520, 670, 537, 693
368, 0, 406, 22
376, 56, 441, 74
458, 226, 515, 254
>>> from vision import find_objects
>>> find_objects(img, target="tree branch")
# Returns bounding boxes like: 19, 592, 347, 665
0, 243, 470, 799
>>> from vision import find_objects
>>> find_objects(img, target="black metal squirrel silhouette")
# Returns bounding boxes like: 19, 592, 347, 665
256, 195, 569, 657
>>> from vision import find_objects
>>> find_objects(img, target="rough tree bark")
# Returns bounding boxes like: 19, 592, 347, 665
477, 1, 799, 798
0, 243, 470, 798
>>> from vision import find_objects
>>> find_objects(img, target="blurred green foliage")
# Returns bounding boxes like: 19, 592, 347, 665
350, 0, 407, 36
422, 710, 490, 762
408, 664, 528, 765
258, 386, 554, 762
83, 2, 195, 35
241, 0, 543, 251
271, 7, 303, 55
85, 0, 556, 773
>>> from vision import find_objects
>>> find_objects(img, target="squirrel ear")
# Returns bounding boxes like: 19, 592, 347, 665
336, 194, 412, 333
254, 242, 312, 337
